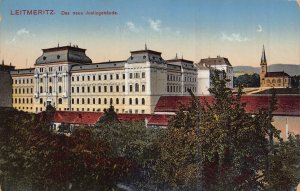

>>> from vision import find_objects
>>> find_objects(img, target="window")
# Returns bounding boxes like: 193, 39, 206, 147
77, 76, 79, 81
77, 99, 79, 104
72, 99, 74, 104
72, 77, 74, 81
135, 98, 138, 105
110, 74, 113, 80
93, 76, 95, 81
93, 98, 95, 104
40, 78, 43, 83
104, 86, 107, 92
88, 76, 90, 81
59, 86, 62, 93
82, 87, 85, 93
123, 85, 125, 92
82, 76, 85, 81
87, 86, 90, 93
40, 86, 43, 93
40, 98, 43, 104
82, 98, 85, 104
58, 77, 62, 82
49, 77, 52, 83
87, 98, 90, 104
49, 86, 52, 93
98, 86, 101, 92
58, 98, 62, 104
98, 75, 101, 80
142, 98, 145, 105
116, 74, 119, 79
104, 75, 107, 80
110, 86, 113, 92
110, 98, 113, 105
135, 83, 139, 92
116, 86, 119, 92
98, 98, 101, 104
72, 87, 74, 93
130, 73, 133, 79
129, 98, 132, 105
122, 98, 125, 104
116, 98, 119, 104
93, 86, 95, 93
104, 98, 107, 104
142, 72, 145, 78
130, 85, 133, 92
123, 74, 125, 79
77, 87, 79, 93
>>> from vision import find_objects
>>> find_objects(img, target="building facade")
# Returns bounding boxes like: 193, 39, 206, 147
260, 46, 291, 88
10, 45, 199, 114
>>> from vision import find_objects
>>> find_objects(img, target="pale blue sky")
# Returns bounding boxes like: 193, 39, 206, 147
0, 0, 299, 68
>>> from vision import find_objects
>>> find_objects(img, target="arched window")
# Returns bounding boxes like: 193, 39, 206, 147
72, 99, 74, 104
135, 83, 139, 92
135, 98, 138, 105
122, 98, 125, 104
110, 98, 113, 105
77, 99, 79, 104
39, 98, 43, 104
116, 98, 119, 104
130, 85, 133, 92
82, 98, 85, 104
87, 98, 90, 104
142, 85, 145, 92
58, 98, 62, 104
98, 98, 101, 104
59, 86, 62, 93
142, 98, 145, 105
104, 98, 107, 104
40, 86, 43, 93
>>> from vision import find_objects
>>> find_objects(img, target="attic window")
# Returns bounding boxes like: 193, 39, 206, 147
96, 65, 98, 67
57, 55, 60, 59
114, 64, 116, 66
130, 56, 133, 60
143, 56, 146, 59
43, 56, 46, 60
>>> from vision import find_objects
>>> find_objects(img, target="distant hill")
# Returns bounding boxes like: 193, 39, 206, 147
234, 64, 300, 76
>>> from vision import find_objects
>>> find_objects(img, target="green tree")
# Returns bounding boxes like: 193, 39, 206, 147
154, 70, 281, 190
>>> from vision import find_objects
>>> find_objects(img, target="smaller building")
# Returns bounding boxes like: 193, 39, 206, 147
0, 61, 15, 107
195, 56, 234, 95
260, 46, 291, 88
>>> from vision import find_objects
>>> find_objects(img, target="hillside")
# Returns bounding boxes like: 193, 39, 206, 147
234, 64, 300, 76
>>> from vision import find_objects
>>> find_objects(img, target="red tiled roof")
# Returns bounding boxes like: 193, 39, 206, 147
155, 95, 300, 116
54, 111, 102, 125
118, 114, 152, 122
266, 72, 290, 77
147, 115, 174, 126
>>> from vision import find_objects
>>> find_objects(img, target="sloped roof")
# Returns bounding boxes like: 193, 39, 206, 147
155, 95, 300, 116
266, 72, 290, 77
198, 57, 232, 67
54, 111, 102, 125
147, 115, 174, 126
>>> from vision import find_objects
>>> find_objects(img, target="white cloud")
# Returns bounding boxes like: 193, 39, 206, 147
9, 28, 34, 44
256, 25, 263, 32
17, 28, 30, 36
221, 32, 249, 42
148, 18, 162, 32
125, 21, 142, 33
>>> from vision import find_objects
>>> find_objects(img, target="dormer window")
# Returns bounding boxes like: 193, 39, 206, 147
143, 56, 146, 59
43, 56, 46, 60
57, 55, 60, 59
130, 56, 133, 60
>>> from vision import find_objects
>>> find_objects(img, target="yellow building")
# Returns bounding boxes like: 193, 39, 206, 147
260, 46, 291, 88
10, 45, 198, 114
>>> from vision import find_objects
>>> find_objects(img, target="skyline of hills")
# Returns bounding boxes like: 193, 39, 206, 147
234, 64, 300, 76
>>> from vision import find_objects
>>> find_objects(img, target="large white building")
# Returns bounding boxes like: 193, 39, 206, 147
10, 45, 203, 114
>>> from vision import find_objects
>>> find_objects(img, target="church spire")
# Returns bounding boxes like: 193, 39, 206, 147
261, 45, 267, 65
145, 43, 147, 50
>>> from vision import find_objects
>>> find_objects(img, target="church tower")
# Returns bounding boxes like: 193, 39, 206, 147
260, 45, 267, 86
